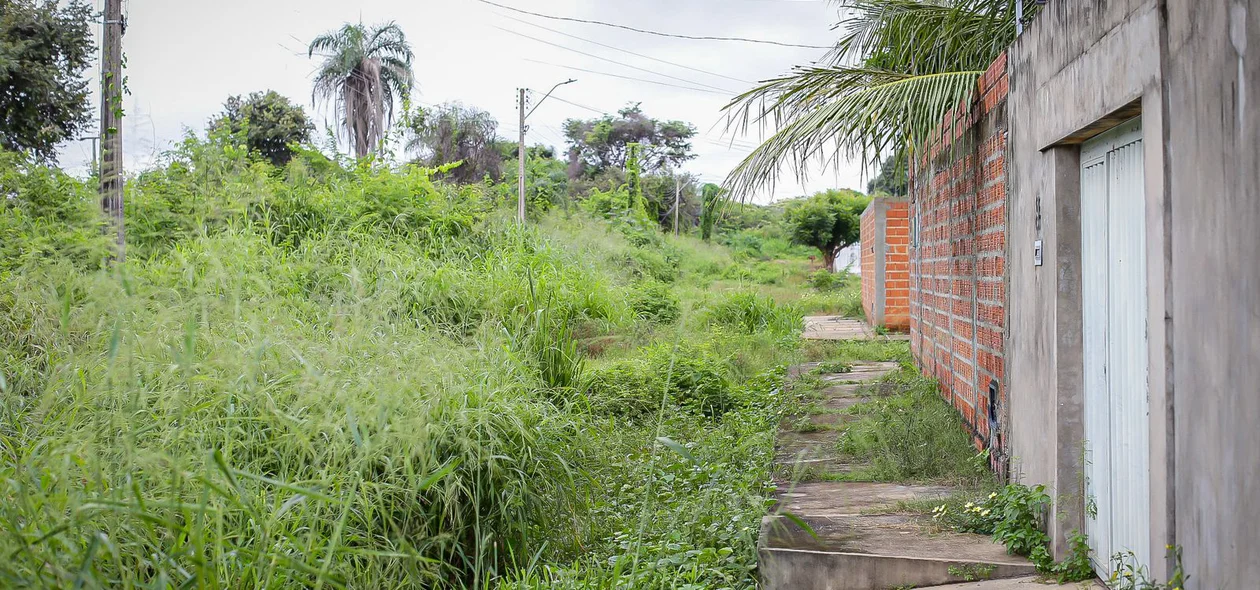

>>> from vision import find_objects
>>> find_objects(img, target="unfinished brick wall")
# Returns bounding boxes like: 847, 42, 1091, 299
884, 202, 910, 330
909, 53, 1009, 470
859, 198, 910, 331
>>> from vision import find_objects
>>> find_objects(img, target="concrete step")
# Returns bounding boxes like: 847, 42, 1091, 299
759, 482, 1036, 590
919, 575, 1106, 589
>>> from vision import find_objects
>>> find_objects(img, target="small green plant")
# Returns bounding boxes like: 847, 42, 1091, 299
814, 361, 853, 374
947, 563, 995, 581
807, 268, 851, 291
934, 483, 1093, 581
1107, 545, 1187, 590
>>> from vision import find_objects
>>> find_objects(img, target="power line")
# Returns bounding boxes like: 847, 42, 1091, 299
473, 0, 833, 49
494, 25, 736, 94
522, 58, 729, 95
544, 95, 606, 115
492, 12, 753, 85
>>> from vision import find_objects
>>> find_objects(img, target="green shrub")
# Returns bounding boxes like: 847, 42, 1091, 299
584, 344, 738, 420
808, 268, 854, 291
706, 291, 801, 335
838, 370, 989, 484
629, 281, 681, 323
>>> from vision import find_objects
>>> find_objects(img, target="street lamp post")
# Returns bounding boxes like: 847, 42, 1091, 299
518, 79, 576, 223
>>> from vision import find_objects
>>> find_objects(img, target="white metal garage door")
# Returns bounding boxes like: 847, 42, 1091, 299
1080, 117, 1149, 575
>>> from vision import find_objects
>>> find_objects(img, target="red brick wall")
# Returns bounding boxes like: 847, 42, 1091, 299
884, 202, 910, 330
909, 53, 1009, 472
859, 200, 910, 330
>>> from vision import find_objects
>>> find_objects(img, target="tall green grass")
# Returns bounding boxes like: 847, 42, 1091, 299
0, 138, 808, 588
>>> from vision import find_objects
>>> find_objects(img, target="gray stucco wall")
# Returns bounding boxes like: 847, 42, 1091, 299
1006, 0, 1168, 561
1164, 1, 1260, 588
1006, 0, 1260, 585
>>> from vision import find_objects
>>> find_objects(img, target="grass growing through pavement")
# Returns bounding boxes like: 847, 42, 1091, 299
819, 344, 992, 487
0, 140, 842, 589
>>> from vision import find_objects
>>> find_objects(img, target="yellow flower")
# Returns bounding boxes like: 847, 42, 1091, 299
988, 492, 998, 499
981, 509, 990, 516
965, 502, 974, 508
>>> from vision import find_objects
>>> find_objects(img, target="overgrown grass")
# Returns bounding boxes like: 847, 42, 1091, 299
832, 365, 992, 487
0, 140, 809, 588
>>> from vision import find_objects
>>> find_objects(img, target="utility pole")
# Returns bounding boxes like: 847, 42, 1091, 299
517, 79, 576, 223
101, 0, 125, 261
517, 88, 527, 223
674, 176, 681, 237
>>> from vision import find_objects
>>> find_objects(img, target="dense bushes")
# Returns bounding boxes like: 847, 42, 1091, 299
0, 138, 810, 588
706, 290, 802, 335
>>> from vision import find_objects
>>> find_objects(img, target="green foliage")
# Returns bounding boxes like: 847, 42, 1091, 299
584, 343, 740, 420
208, 90, 314, 167
808, 268, 853, 291
564, 103, 696, 177
626, 142, 643, 211
868, 153, 908, 196
0, 0, 95, 160
784, 189, 870, 268
0, 151, 110, 272
700, 183, 723, 241
406, 101, 503, 183
706, 291, 801, 336
1107, 546, 1186, 590
723, 0, 1039, 198
934, 483, 1094, 582
0, 130, 846, 588
837, 369, 990, 484
629, 281, 681, 324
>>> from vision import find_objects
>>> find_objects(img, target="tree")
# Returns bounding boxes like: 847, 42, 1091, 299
784, 189, 871, 271
867, 154, 908, 195
0, 0, 94, 160
309, 22, 414, 158
563, 103, 696, 178
208, 91, 314, 167
724, 0, 1035, 199
406, 102, 502, 183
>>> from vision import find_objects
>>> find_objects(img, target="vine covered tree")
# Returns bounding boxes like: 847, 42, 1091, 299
724, 0, 1036, 199
0, 0, 94, 160
308, 22, 414, 158
406, 102, 503, 183
700, 183, 724, 242
784, 189, 871, 271
208, 91, 314, 167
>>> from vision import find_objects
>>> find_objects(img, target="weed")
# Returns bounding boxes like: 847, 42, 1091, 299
705, 291, 802, 336
836, 370, 990, 485
1107, 545, 1186, 590
947, 563, 996, 581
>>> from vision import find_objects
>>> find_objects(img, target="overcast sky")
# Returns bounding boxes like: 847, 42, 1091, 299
58, 0, 869, 203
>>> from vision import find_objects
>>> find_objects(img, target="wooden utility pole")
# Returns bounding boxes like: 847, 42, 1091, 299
100, 0, 125, 260
517, 88, 527, 223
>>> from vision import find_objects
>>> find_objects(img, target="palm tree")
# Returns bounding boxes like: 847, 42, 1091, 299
308, 22, 414, 158
723, 0, 1035, 199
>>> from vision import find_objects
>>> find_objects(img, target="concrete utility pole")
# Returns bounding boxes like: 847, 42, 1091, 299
517, 88, 527, 223
674, 176, 681, 236
517, 79, 576, 223
100, 0, 125, 260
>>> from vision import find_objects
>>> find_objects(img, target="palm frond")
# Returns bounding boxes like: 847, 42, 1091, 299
724, 67, 981, 199
718, 0, 1030, 200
